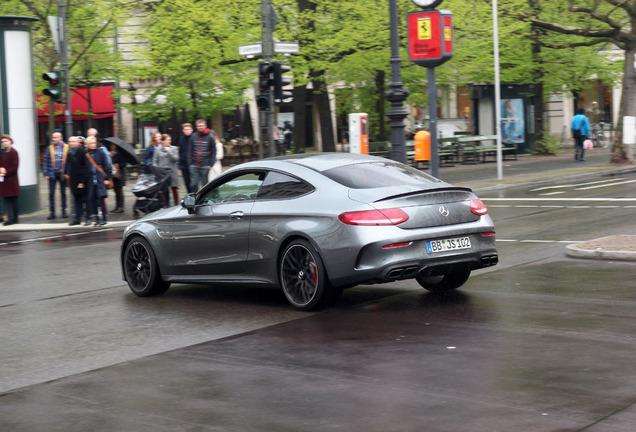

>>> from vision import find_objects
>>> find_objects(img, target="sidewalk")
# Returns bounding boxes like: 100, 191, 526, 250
2, 146, 635, 260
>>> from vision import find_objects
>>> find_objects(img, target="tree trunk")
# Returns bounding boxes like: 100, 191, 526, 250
293, 85, 307, 152
611, 43, 636, 163
311, 75, 335, 152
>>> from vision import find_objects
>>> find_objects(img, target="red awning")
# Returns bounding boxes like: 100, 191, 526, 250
37, 85, 116, 123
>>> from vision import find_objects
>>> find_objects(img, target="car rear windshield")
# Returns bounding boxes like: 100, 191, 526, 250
322, 161, 441, 189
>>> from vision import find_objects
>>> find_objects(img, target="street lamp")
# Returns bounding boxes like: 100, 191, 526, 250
411, 0, 444, 8
386, 0, 410, 164
128, 83, 137, 146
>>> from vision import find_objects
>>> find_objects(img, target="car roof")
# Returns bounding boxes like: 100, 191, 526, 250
239, 152, 390, 173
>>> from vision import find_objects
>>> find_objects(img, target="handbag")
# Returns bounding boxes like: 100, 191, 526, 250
583, 139, 593, 150
86, 153, 114, 189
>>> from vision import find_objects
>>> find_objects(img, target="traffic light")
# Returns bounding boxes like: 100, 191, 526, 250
258, 62, 274, 92
257, 62, 274, 111
42, 70, 62, 102
256, 94, 270, 111
273, 62, 292, 104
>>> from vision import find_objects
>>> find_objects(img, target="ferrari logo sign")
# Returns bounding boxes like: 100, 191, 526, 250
417, 17, 432, 40
407, 10, 453, 68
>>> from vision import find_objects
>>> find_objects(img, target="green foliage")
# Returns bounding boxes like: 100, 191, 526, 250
532, 126, 562, 155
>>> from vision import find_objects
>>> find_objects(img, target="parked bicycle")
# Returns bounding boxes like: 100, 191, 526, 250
591, 123, 609, 148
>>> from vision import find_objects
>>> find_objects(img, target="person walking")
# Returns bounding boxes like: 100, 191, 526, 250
67, 136, 88, 226
571, 107, 591, 161
143, 131, 162, 166
110, 143, 127, 213
42, 131, 70, 219
153, 134, 180, 207
188, 119, 216, 192
85, 136, 112, 226
0, 134, 20, 226
178, 123, 194, 193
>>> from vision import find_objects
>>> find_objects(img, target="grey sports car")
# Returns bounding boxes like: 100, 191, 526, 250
121, 153, 497, 310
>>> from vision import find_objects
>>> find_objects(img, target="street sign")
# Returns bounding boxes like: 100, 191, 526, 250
274, 42, 299, 54
407, 10, 453, 67
239, 43, 262, 57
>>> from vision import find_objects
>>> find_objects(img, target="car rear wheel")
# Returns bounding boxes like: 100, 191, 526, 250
416, 266, 471, 293
280, 239, 331, 311
124, 237, 170, 296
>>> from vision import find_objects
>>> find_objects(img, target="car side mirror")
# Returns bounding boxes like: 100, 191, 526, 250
181, 193, 197, 214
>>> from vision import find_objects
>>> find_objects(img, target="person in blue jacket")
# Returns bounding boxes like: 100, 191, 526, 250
570, 107, 591, 161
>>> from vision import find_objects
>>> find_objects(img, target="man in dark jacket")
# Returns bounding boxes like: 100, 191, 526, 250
179, 123, 194, 193
188, 119, 216, 192
67, 136, 88, 225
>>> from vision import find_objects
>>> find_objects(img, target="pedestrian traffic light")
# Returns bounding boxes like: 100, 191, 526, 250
258, 62, 274, 92
42, 70, 62, 102
273, 62, 292, 104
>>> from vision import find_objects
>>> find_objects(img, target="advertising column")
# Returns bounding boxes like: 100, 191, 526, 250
0, 16, 39, 214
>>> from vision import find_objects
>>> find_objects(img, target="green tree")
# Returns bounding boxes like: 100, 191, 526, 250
127, 0, 259, 123
0, 0, 133, 134
530, 0, 633, 163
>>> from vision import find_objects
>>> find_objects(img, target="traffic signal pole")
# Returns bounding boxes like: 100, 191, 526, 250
261, 0, 275, 158
58, 0, 72, 139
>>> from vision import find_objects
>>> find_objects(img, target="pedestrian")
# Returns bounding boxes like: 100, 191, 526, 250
188, 119, 216, 192
571, 107, 591, 161
178, 123, 194, 193
283, 120, 293, 150
0, 134, 20, 226
85, 136, 112, 226
208, 130, 224, 181
67, 136, 88, 226
143, 131, 162, 166
42, 131, 70, 219
110, 143, 127, 213
153, 134, 180, 207
87, 128, 114, 173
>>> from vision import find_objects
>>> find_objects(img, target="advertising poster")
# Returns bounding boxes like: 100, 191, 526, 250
501, 98, 525, 144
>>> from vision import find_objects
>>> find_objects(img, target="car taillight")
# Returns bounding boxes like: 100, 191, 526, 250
338, 208, 409, 226
470, 199, 488, 216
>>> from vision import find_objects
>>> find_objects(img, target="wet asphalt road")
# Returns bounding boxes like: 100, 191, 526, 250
0, 172, 635, 431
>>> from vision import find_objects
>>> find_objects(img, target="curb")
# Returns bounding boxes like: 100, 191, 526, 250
0, 220, 132, 233
566, 235, 636, 262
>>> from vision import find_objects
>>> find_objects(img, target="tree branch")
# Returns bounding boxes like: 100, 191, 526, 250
531, 18, 623, 40
569, 5, 623, 31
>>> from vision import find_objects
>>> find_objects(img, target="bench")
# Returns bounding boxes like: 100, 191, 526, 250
438, 135, 517, 164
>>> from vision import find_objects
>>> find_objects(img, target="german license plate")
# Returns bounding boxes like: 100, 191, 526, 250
426, 237, 471, 253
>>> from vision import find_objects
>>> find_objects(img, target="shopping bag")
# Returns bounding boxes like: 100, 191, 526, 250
583, 139, 593, 150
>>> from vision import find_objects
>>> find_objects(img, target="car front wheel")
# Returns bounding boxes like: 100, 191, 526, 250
123, 237, 170, 297
280, 239, 330, 311
416, 266, 471, 293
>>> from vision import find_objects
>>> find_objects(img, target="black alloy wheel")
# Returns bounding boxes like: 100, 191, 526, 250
280, 239, 330, 311
124, 237, 170, 296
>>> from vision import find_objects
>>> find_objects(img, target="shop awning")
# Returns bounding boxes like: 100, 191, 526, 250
37, 85, 116, 122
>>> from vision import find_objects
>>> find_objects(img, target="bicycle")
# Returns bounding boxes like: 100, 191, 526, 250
591, 123, 609, 148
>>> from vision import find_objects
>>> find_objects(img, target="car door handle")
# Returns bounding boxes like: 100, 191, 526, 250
230, 211, 244, 220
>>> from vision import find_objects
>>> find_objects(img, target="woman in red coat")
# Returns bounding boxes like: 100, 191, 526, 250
0, 134, 20, 226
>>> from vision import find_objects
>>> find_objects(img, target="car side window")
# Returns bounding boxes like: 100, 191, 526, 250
200, 173, 264, 204
256, 171, 314, 200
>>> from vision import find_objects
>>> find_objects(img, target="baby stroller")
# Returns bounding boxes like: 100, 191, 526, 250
132, 165, 172, 218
